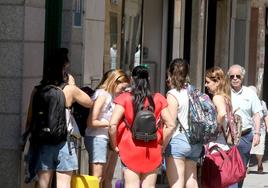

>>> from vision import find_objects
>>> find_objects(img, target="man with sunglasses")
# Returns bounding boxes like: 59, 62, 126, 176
227, 64, 262, 188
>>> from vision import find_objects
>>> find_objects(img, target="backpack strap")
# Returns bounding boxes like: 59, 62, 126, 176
223, 98, 235, 144
59, 82, 67, 90
174, 88, 191, 142
123, 117, 132, 130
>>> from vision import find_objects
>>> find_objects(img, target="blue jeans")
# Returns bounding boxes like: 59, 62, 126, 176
229, 131, 253, 188
84, 136, 109, 163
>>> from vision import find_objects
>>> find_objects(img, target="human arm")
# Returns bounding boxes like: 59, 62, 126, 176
163, 93, 177, 150
72, 85, 93, 108
250, 92, 262, 146
108, 104, 125, 152
161, 107, 176, 151
87, 95, 110, 128
264, 115, 268, 133
261, 101, 268, 133
253, 112, 261, 146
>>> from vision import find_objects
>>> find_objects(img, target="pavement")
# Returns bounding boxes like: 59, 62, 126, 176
243, 160, 268, 188
113, 136, 268, 188
114, 155, 268, 188
243, 135, 268, 188
156, 135, 268, 188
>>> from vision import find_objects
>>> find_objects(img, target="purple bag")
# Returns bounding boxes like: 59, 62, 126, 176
115, 179, 124, 188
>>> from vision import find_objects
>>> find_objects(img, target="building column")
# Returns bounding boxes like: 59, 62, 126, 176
214, 0, 232, 71
0, 1, 45, 188
229, 0, 251, 84
172, 0, 185, 59
190, 0, 207, 89
83, 0, 105, 88
0, 3, 24, 188
255, 6, 265, 97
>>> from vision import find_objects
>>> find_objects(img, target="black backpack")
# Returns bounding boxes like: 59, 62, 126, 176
30, 84, 67, 144
72, 86, 95, 136
124, 103, 159, 142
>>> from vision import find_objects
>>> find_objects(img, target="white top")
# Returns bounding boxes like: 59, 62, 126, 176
167, 88, 189, 137
85, 89, 114, 138
231, 86, 262, 131
256, 100, 267, 133
209, 120, 229, 151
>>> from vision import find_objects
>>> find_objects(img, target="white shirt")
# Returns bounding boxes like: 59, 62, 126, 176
231, 86, 262, 131
85, 89, 114, 138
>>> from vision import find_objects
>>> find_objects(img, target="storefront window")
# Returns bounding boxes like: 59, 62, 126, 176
73, 0, 82, 27
121, 0, 143, 73
103, 0, 143, 74
103, 0, 123, 73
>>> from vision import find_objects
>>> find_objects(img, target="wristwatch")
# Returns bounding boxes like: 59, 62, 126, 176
254, 132, 261, 136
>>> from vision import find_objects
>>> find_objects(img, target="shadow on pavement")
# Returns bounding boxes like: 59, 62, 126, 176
249, 134, 268, 165
247, 171, 268, 174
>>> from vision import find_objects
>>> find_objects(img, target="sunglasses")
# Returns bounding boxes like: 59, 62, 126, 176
229, 74, 241, 80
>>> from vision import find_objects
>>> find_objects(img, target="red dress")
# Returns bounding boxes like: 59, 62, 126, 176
114, 92, 168, 173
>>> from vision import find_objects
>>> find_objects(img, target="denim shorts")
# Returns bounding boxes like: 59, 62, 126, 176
84, 136, 109, 163
165, 132, 203, 162
37, 141, 78, 171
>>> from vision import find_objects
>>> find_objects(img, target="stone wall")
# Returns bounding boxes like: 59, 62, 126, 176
0, 1, 45, 188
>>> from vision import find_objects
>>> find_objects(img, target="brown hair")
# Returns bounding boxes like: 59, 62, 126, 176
168, 58, 189, 91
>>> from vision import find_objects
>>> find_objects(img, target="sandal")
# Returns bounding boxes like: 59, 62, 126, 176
257, 164, 264, 174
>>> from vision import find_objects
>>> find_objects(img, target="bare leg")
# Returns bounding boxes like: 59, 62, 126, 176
185, 159, 198, 188
35, 170, 53, 188
166, 156, 185, 188
256, 154, 264, 173
103, 150, 118, 188
89, 163, 106, 187
56, 171, 72, 188
141, 169, 158, 188
123, 168, 140, 188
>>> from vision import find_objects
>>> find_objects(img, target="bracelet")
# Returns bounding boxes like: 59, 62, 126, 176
254, 132, 261, 136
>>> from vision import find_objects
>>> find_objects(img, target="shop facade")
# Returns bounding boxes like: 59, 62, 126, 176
0, 0, 267, 187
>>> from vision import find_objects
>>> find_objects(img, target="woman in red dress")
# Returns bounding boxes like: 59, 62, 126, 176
109, 65, 175, 188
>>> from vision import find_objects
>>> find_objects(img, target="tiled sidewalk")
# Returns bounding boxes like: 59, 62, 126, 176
243, 160, 268, 188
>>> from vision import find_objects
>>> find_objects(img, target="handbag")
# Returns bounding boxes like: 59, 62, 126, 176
201, 145, 246, 188
66, 109, 81, 139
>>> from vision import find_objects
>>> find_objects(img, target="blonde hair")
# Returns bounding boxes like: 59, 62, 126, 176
100, 69, 129, 94
205, 66, 231, 101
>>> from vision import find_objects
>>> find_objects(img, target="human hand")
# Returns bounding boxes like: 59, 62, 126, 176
100, 118, 110, 127
114, 146, 119, 153
253, 134, 260, 146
